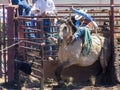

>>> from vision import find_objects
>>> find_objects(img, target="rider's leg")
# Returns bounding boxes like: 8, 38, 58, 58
68, 27, 85, 44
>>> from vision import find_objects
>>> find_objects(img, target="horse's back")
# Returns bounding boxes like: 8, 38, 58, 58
91, 34, 106, 46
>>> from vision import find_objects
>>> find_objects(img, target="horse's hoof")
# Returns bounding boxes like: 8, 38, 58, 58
54, 84, 66, 88
90, 75, 96, 86
57, 80, 66, 87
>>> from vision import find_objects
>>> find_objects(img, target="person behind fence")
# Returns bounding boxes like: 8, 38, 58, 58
30, 0, 57, 61
69, 7, 98, 44
8, 0, 32, 16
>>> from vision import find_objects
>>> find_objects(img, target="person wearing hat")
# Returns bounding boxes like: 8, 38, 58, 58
69, 7, 98, 43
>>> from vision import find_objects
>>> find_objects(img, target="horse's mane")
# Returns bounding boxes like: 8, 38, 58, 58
67, 16, 77, 34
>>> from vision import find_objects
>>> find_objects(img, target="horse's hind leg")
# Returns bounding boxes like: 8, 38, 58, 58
55, 61, 71, 86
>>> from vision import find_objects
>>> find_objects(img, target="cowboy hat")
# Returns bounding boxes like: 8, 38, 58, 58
74, 9, 88, 20
75, 14, 83, 20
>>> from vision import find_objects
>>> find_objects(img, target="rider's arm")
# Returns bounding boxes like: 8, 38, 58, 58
72, 7, 93, 22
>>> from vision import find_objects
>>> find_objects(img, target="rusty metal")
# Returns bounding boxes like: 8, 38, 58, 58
17, 16, 45, 89
56, 4, 111, 7
13, 1, 119, 89
6, 6, 16, 82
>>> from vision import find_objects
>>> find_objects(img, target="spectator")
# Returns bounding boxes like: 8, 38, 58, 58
30, 0, 57, 61
8, 0, 32, 16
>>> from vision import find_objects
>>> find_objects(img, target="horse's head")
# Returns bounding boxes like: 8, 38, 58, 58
58, 18, 73, 43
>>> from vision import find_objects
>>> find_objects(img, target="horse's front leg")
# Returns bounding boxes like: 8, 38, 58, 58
55, 60, 71, 86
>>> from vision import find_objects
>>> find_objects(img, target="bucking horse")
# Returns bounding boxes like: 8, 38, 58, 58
50, 18, 111, 86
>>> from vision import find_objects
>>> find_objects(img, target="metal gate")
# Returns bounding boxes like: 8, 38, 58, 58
0, 0, 120, 89
0, 5, 58, 89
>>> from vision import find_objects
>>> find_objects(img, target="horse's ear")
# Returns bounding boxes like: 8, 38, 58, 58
57, 18, 63, 25
57, 18, 61, 24
57, 18, 66, 24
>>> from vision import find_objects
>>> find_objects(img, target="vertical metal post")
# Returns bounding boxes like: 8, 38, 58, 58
2, 4, 7, 82
110, 0, 114, 59
0, 7, 2, 78
6, 6, 15, 82
40, 20, 44, 90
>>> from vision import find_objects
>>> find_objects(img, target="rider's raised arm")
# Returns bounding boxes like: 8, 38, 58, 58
72, 7, 93, 22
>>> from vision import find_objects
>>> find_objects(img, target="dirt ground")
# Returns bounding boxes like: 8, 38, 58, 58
0, 62, 119, 90
0, 76, 120, 90
44, 85, 120, 90
0, 83, 120, 90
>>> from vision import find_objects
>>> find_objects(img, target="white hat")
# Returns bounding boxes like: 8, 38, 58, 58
74, 9, 88, 20
75, 15, 83, 20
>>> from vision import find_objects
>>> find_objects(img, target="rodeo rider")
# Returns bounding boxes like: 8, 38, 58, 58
69, 7, 98, 44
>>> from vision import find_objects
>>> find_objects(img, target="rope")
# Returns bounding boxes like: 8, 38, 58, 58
81, 27, 92, 56
0, 40, 24, 52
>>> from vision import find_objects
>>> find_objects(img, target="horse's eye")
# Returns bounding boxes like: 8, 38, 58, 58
64, 26, 67, 30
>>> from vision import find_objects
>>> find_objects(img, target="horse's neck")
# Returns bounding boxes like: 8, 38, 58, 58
61, 40, 68, 47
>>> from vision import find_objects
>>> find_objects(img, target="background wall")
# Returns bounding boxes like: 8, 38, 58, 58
0, 0, 120, 4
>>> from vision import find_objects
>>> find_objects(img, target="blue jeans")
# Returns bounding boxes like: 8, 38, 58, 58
74, 27, 86, 40
25, 23, 36, 38
43, 19, 52, 56
25, 14, 36, 38
18, 1, 31, 15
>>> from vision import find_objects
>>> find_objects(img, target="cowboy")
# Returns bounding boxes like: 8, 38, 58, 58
30, 0, 57, 61
69, 7, 98, 43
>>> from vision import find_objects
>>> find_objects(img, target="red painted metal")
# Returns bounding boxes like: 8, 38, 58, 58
6, 6, 16, 82
2, 4, 7, 83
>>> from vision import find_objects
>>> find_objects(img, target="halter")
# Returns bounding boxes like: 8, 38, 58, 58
64, 23, 73, 42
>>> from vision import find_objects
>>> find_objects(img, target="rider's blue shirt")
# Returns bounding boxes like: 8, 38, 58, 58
75, 20, 81, 28
72, 8, 94, 41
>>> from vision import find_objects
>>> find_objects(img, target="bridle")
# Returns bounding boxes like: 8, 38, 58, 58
63, 23, 73, 42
